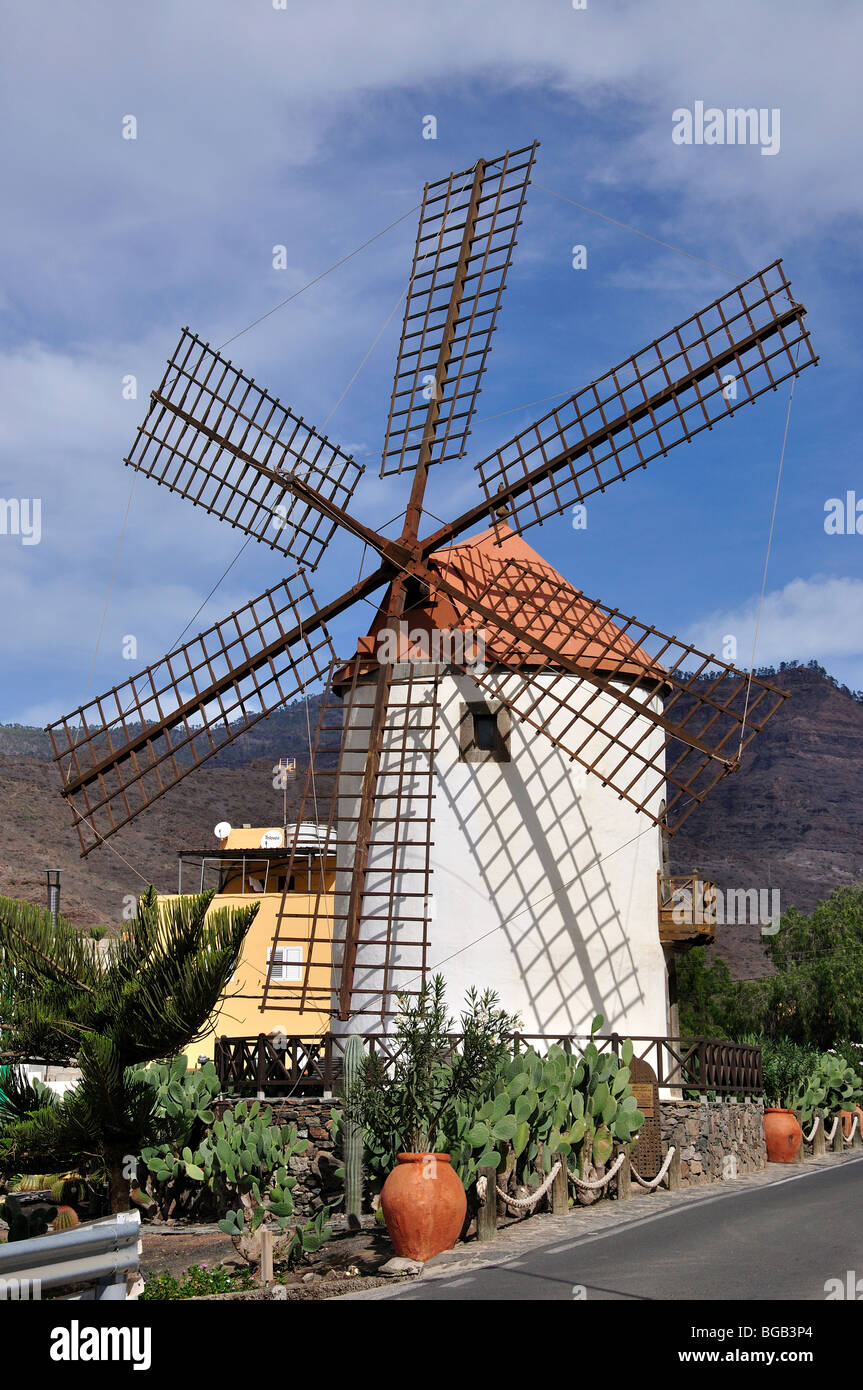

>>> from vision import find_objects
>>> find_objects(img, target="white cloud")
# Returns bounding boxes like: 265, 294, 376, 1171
2, 0, 861, 724
685, 575, 863, 688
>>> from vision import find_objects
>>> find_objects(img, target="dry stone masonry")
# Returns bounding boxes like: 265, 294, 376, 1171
659, 1098, 767, 1185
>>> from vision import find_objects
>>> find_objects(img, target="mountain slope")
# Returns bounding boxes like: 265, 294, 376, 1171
2, 669, 862, 978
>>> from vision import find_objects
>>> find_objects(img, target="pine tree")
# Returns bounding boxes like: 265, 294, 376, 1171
0, 886, 257, 1209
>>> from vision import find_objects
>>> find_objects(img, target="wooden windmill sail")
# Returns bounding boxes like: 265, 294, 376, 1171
48, 141, 818, 1023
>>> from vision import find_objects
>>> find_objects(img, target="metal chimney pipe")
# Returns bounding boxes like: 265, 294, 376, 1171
46, 868, 61, 928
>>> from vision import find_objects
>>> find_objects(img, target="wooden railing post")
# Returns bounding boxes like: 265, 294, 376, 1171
477, 1166, 498, 1241
551, 1160, 569, 1214
667, 1144, 682, 1192
812, 1113, 826, 1157
259, 1229, 273, 1288
832, 1115, 844, 1153
324, 1033, 333, 1094
615, 1144, 632, 1201
255, 1034, 267, 1099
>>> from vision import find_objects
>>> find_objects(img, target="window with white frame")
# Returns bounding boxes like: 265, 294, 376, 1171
267, 945, 303, 983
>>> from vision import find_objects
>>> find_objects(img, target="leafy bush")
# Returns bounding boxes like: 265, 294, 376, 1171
343, 976, 519, 1163
740, 1034, 820, 1108
140, 1263, 255, 1301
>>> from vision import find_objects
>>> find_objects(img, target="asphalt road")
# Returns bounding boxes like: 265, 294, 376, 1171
386, 1157, 863, 1300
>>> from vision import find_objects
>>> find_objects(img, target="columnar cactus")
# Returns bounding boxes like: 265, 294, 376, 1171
342, 1035, 364, 1227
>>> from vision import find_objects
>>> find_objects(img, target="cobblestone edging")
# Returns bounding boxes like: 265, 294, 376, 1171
659, 1098, 767, 1184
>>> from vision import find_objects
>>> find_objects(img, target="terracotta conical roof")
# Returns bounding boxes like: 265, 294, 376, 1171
341, 523, 664, 682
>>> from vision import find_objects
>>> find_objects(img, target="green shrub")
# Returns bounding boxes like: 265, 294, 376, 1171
741, 1034, 820, 1108
139, 1263, 254, 1301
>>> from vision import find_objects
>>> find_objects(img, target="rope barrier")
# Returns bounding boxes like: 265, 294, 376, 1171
567, 1151, 626, 1191
823, 1117, 840, 1145
842, 1114, 859, 1145
494, 1162, 562, 1211
802, 1115, 821, 1145
630, 1147, 676, 1190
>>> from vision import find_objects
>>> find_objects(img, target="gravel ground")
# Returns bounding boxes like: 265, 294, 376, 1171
140, 1220, 397, 1289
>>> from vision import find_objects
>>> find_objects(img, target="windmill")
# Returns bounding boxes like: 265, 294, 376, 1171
48, 141, 817, 1032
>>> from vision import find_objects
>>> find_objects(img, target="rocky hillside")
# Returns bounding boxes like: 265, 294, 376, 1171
1, 666, 861, 977
670, 664, 863, 976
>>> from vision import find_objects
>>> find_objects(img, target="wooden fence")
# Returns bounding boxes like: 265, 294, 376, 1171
213, 1032, 762, 1097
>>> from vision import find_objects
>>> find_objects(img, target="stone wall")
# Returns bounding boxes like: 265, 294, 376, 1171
659, 1098, 767, 1185
217, 1096, 768, 1212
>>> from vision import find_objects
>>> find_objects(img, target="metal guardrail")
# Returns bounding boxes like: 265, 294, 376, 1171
214, 1032, 763, 1097
0, 1211, 141, 1301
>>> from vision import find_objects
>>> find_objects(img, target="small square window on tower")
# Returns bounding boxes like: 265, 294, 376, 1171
459, 701, 511, 764
267, 945, 303, 983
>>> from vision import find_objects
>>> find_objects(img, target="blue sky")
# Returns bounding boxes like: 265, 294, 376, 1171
1, 0, 861, 726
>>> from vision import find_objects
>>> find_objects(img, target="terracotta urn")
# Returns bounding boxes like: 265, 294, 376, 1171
380, 1153, 467, 1262
763, 1107, 803, 1163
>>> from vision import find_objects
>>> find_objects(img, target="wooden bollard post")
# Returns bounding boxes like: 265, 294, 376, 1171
551, 1160, 569, 1215
666, 1144, 682, 1192
260, 1228, 274, 1288
853, 1115, 863, 1150
812, 1114, 826, 1157
832, 1115, 844, 1153
477, 1165, 498, 1242
615, 1144, 632, 1202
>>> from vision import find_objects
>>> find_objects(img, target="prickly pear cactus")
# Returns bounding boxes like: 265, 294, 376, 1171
444, 1015, 645, 1209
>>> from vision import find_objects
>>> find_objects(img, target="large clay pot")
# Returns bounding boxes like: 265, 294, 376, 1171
380, 1153, 467, 1262
763, 1107, 803, 1163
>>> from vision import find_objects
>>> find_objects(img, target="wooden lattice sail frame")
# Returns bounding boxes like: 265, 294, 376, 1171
49, 141, 818, 1019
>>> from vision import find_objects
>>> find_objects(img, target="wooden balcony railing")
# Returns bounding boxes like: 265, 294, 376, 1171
658, 872, 717, 947
214, 1031, 762, 1098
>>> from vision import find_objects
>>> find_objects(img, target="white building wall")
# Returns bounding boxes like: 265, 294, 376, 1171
333, 664, 669, 1039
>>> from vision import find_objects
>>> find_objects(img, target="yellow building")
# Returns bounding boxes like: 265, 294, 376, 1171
157, 823, 335, 1062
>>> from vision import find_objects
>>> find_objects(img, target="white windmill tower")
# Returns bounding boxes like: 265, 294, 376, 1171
47, 142, 816, 1038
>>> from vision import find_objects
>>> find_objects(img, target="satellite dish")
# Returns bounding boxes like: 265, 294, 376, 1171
214, 821, 232, 841
260, 829, 283, 850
